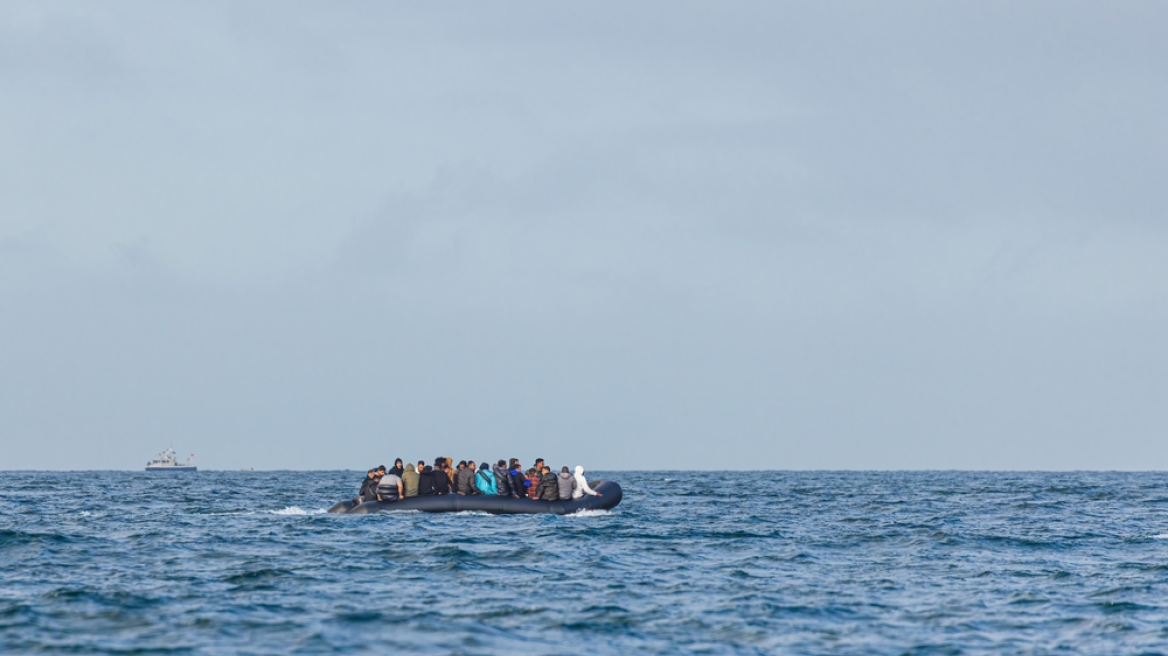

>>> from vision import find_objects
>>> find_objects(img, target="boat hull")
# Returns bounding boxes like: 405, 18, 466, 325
328, 479, 622, 515
145, 466, 197, 472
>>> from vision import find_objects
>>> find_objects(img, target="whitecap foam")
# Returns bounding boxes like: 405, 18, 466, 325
567, 509, 611, 518
1152, 533, 1168, 540
269, 506, 326, 516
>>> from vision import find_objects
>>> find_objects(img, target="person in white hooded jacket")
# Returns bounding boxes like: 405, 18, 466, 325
572, 466, 602, 499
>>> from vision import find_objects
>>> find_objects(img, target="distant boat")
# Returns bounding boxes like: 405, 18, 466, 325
145, 448, 197, 472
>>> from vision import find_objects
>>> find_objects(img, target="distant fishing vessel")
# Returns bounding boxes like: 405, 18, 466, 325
145, 448, 197, 472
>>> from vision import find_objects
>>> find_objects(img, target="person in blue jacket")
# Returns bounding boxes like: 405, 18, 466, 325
475, 462, 498, 495
508, 459, 528, 499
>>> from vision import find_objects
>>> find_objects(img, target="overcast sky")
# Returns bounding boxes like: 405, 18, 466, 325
1, 1, 1165, 470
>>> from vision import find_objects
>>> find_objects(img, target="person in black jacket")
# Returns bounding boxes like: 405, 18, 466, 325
417, 465, 436, 496
508, 460, 528, 500
357, 469, 377, 497
362, 471, 383, 502
493, 460, 512, 497
537, 466, 559, 501
388, 459, 404, 477
432, 458, 451, 495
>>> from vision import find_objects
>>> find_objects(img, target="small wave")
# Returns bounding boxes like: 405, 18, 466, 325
568, 509, 611, 518
268, 506, 326, 516
1152, 533, 1168, 540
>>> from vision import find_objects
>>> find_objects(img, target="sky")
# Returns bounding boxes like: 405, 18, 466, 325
1, 1, 1165, 471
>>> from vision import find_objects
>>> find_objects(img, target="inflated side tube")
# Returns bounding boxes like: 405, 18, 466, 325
328, 480, 622, 515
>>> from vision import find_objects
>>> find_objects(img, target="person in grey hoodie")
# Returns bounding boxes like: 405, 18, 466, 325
557, 466, 577, 501
572, 465, 602, 499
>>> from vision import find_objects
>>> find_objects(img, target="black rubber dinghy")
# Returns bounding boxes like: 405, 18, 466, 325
329, 480, 622, 515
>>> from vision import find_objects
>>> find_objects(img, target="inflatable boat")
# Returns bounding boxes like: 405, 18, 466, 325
328, 479, 622, 515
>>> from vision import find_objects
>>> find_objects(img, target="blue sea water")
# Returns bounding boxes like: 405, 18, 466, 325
3, 471, 1168, 655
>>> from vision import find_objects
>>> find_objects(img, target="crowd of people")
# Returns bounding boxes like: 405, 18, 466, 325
355, 457, 603, 504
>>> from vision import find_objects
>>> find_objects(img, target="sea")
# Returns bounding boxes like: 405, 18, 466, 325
2, 470, 1168, 655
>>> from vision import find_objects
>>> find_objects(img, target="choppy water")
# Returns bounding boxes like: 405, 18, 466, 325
3, 471, 1168, 654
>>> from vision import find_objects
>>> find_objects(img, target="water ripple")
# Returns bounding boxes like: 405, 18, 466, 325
4, 471, 1168, 654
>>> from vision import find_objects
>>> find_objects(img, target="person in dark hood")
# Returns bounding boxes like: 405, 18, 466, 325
557, 466, 577, 500
537, 466, 559, 501
388, 459, 404, 477
432, 458, 451, 495
417, 465, 436, 496
492, 460, 513, 497
456, 461, 477, 495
